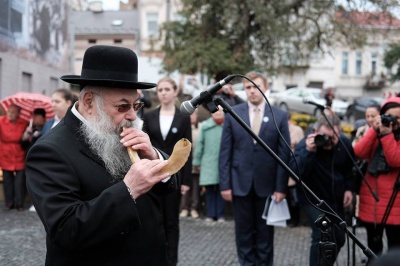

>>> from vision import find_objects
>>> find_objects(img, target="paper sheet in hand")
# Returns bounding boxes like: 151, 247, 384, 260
262, 195, 291, 227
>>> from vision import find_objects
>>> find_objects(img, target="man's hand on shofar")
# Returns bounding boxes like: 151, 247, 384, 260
123, 159, 170, 199
120, 127, 158, 160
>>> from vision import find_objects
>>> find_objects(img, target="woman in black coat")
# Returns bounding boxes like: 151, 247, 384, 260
143, 77, 192, 266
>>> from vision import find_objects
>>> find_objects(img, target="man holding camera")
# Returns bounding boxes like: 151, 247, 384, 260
294, 114, 354, 266
353, 97, 400, 261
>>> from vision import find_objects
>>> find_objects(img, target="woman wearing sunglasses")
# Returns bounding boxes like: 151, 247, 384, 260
142, 77, 192, 266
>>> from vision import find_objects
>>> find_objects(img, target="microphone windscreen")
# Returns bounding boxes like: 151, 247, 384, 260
180, 101, 195, 115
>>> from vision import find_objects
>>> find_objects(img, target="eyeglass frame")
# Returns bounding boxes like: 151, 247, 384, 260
90, 92, 144, 113
114, 101, 145, 113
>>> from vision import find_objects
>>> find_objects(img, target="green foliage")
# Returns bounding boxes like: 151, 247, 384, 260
384, 44, 400, 82
161, 0, 399, 79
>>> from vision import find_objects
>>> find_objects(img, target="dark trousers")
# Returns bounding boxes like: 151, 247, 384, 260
302, 204, 345, 266
180, 173, 199, 211
161, 189, 181, 266
233, 189, 274, 266
287, 185, 300, 226
3, 170, 26, 208
205, 185, 225, 219
363, 222, 400, 258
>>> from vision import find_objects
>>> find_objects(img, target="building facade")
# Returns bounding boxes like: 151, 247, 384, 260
0, 0, 72, 99
274, 11, 400, 100
73, 9, 140, 76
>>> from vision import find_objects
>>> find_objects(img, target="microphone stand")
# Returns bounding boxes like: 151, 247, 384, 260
211, 97, 377, 262
316, 106, 379, 203
316, 107, 379, 266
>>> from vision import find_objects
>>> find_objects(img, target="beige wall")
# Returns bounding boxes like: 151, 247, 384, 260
73, 36, 138, 75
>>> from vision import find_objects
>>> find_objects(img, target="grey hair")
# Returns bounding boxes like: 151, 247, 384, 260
79, 86, 108, 101
314, 114, 341, 130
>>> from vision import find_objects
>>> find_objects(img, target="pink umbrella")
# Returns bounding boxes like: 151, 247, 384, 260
0, 92, 55, 122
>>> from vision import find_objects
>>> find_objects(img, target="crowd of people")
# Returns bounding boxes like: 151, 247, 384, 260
1, 44, 400, 265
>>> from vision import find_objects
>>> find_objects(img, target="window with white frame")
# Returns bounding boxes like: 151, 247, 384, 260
355, 52, 362, 75
147, 12, 159, 38
342, 51, 348, 75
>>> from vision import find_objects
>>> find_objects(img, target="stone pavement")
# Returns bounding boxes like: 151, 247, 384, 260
0, 207, 373, 266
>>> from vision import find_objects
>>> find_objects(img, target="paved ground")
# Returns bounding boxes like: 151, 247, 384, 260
0, 205, 375, 266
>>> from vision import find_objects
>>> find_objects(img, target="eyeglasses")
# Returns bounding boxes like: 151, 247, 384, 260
90, 92, 144, 113
114, 102, 145, 113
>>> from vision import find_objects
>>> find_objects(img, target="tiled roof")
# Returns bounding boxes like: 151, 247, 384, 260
74, 10, 140, 34
336, 11, 400, 28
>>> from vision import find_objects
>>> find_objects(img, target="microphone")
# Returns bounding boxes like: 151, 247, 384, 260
302, 99, 327, 110
180, 75, 235, 115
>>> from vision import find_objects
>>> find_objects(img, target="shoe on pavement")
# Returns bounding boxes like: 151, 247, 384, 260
205, 217, 214, 223
29, 205, 36, 212
180, 209, 189, 217
190, 210, 199, 219
217, 218, 225, 223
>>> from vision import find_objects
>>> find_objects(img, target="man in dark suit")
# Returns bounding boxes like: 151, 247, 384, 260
26, 45, 177, 265
219, 71, 291, 266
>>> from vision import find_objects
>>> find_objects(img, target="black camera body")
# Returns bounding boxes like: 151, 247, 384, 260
314, 134, 332, 148
381, 114, 397, 127
31, 126, 41, 135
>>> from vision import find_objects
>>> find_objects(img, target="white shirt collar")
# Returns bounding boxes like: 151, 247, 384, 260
248, 101, 266, 112
71, 102, 89, 125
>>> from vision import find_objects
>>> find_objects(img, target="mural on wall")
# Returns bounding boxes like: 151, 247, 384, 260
0, 0, 70, 71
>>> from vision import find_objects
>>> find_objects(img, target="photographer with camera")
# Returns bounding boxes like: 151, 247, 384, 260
353, 97, 400, 262
294, 114, 355, 266
21, 108, 47, 150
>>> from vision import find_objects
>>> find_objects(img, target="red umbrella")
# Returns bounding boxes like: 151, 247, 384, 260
0, 92, 55, 122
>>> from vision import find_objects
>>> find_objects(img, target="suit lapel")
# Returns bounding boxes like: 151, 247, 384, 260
151, 108, 164, 142
239, 104, 251, 127
259, 105, 271, 134
164, 107, 181, 145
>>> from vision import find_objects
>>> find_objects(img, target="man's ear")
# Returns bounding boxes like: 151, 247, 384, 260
82, 91, 95, 114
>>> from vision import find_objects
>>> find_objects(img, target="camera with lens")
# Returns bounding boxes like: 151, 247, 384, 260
314, 134, 332, 148
31, 126, 41, 136
381, 114, 398, 127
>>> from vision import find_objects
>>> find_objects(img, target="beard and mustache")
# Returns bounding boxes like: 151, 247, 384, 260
80, 98, 133, 181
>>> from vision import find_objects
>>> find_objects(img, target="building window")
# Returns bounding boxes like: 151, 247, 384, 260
147, 12, 159, 37
371, 52, 377, 75
88, 39, 97, 44
342, 52, 348, 75
22, 72, 32, 92
355, 52, 362, 75
114, 39, 122, 44
50, 77, 58, 93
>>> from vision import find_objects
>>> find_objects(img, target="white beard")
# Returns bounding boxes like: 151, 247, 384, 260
80, 99, 133, 181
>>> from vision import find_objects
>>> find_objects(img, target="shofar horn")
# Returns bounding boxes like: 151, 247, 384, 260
157, 138, 192, 175
123, 127, 141, 163
123, 127, 191, 175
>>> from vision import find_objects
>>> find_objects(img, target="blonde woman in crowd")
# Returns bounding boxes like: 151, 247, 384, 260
142, 77, 192, 266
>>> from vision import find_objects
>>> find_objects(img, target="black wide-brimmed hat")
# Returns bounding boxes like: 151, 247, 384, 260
61, 45, 156, 90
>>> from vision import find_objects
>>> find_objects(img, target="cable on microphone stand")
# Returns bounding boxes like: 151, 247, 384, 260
197, 73, 377, 266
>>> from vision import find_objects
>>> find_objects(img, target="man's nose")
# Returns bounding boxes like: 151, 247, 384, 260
124, 107, 137, 121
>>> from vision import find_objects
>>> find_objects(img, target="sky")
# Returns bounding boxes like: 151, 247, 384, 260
98, 0, 400, 17
99, 0, 127, 10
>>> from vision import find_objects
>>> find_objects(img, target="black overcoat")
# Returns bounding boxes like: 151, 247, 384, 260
26, 108, 177, 265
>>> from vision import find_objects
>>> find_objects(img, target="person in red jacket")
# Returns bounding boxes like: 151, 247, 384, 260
354, 96, 400, 260
0, 104, 29, 210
